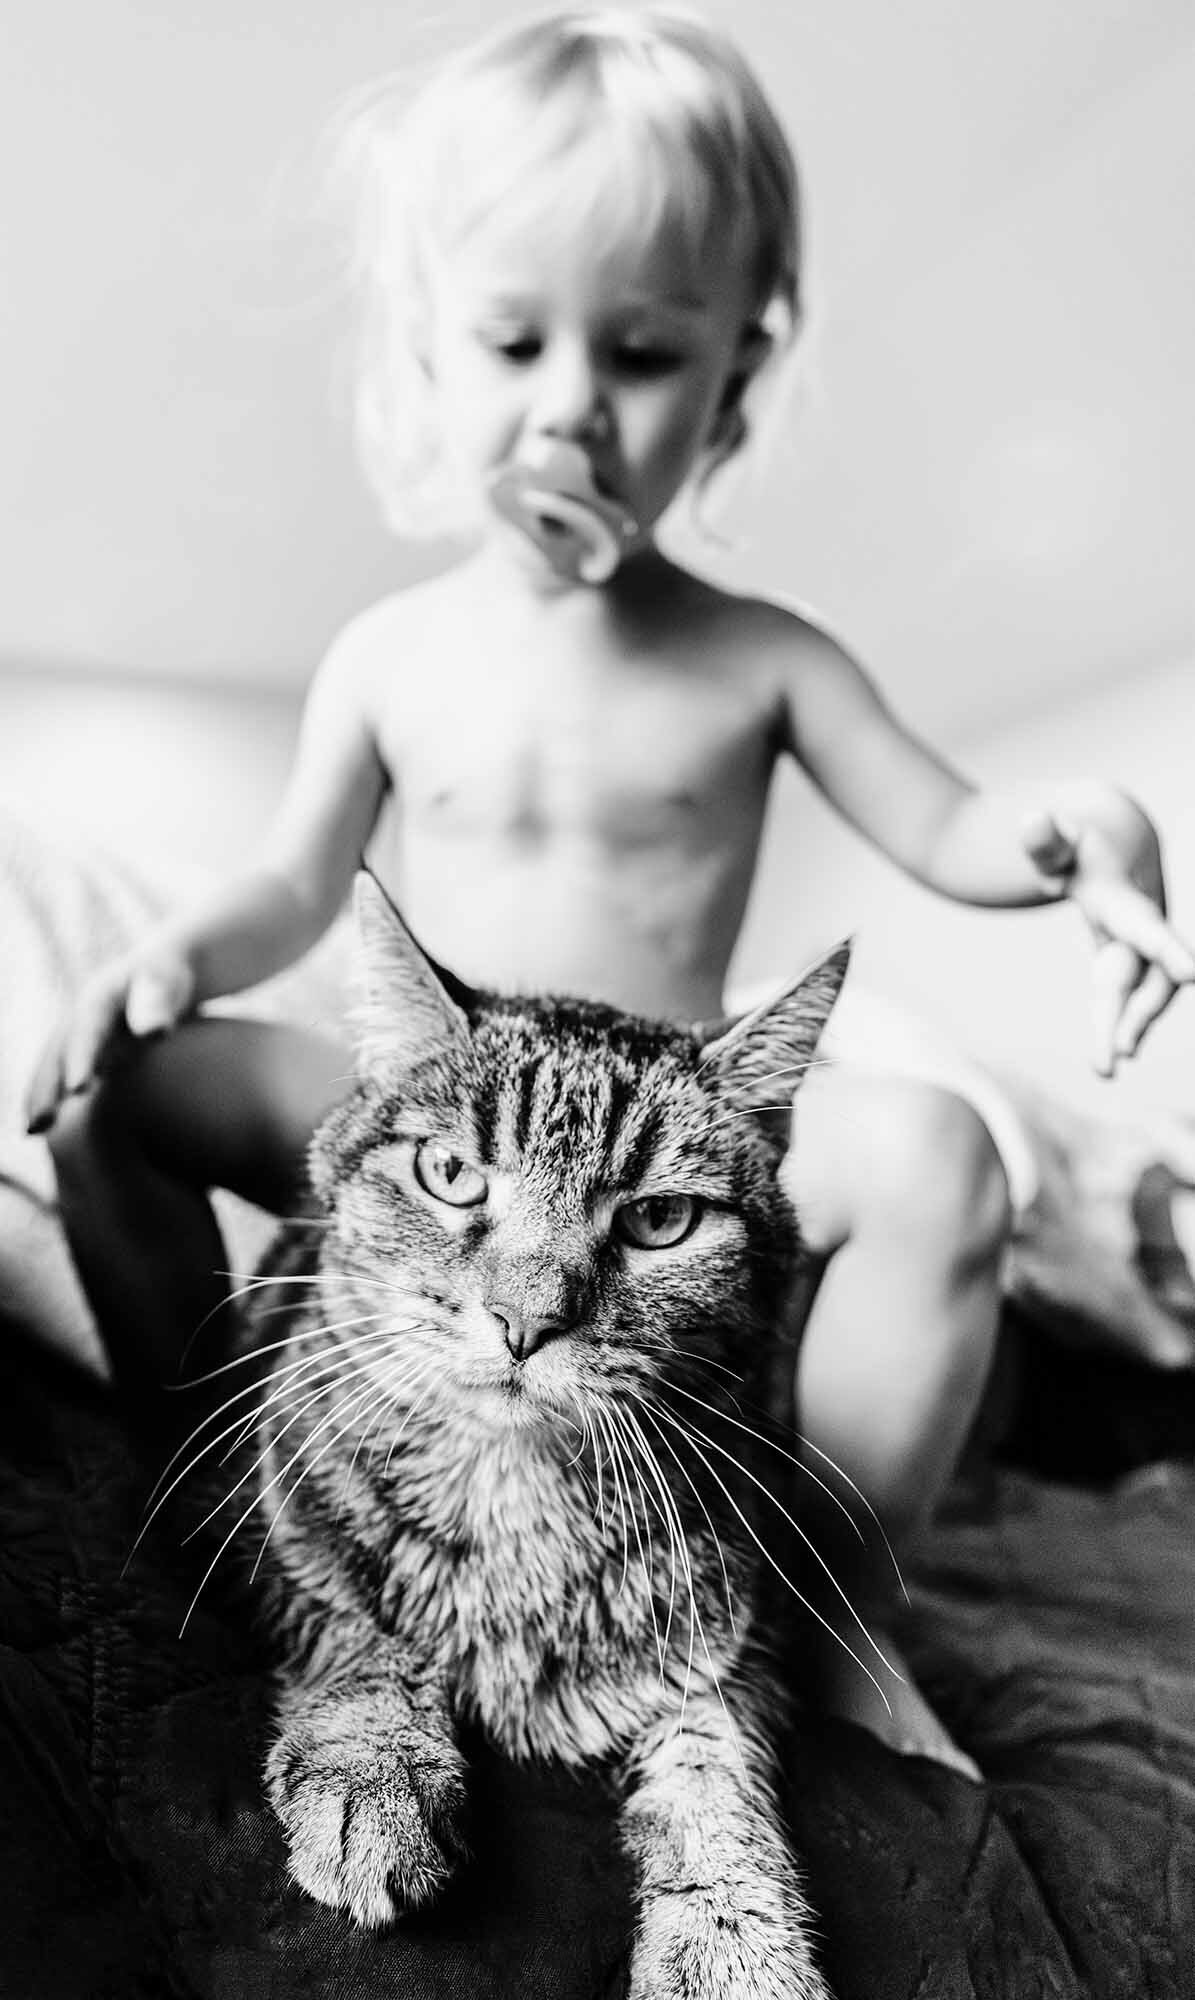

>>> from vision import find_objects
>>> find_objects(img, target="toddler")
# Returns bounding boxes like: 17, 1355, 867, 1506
27, 6, 1194, 1777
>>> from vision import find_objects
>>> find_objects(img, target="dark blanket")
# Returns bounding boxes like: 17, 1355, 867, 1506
2, 1311, 1193, 2000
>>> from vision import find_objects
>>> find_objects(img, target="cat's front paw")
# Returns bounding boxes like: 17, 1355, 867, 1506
630, 1887, 831, 2000
266, 1710, 468, 1928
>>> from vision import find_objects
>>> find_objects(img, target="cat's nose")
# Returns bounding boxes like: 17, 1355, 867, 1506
487, 1298, 574, 1361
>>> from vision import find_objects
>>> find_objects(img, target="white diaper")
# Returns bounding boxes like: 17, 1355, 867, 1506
728, 973, 1039, 1222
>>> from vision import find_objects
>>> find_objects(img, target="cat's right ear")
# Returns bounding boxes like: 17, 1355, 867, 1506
694, 943, 851, 1141
351, 872, 471, 1070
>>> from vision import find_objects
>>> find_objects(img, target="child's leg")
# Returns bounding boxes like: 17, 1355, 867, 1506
47, 1017, 354, 1392
782, 1068, 1012, 1778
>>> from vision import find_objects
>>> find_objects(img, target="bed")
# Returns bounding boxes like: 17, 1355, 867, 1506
2, 806, 1193, 1999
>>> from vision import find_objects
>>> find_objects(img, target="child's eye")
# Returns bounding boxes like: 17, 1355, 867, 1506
482, 331, 542, 366
613, 346, 684, 379
614, 1193, 700, 1249
413, 1142, 488, 1208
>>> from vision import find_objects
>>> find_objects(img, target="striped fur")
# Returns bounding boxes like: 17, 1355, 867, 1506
230, 880, 845, 1998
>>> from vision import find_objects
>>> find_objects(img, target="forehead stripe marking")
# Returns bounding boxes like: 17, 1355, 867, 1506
471, 1061, 499, 1165
612, 1099, 665, 1190
512, 1060, 538, 1152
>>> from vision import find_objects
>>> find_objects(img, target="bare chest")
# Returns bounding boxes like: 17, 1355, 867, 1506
380, 648, 778, 853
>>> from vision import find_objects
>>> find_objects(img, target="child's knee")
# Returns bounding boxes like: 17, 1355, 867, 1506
879, 1083, 1012, 1274
47, 1073, 144, 1199
789, 1071, 1012, 1272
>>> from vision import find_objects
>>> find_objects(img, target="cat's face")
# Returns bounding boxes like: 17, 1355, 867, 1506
308, 879, 845, 1430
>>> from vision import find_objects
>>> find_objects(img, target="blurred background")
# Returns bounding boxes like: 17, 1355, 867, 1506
3, 0, 1194, 1116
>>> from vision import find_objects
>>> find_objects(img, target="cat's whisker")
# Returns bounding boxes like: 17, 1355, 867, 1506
179, 1371, 387, 1633
592, 1418, 613, 1536
173, 1305, 419, 1389
669, 1371, 908, 1603
662, 1380, 867, 1556
716, 1103, 807, 1120
335, 1395, 387, 1522
380, 1358, 449, 1477
574, 1411, 602, 1521
560, 1416, 588, 1474
694, 1063, 835, 1139
608, 1405, 688, 1683
173, 1269, 304, 1374
800, 1438, 910, 1605
625, 1398, 738, 1643
611, 1406, 703, 1729
214, 1309, 428, 1429
625, 1404, 742, 1752
603, 1406, 668, 1680
672, 1376, 908, 1601
590, 1406, 634, 1601
623, 1406, 751, 1778
662, 1401, 901, 1673
677, 1350, 746, 1385
609, 1410, 658, 1590
220, 1323, 428, 1464
149, 1310, 406, 1472
566, 1410, 607, 1530
128, 1324, 407, 1561
736, 1059, 823, 1091
174, 1325, 438, 1548
184, 1351, 443, 1630
327, 1352, 449, 1536
214, 1266, 432, 1325
618, 1401, 755, 1777
653, 1404, 899, 1710
182, 1353, 399, 1546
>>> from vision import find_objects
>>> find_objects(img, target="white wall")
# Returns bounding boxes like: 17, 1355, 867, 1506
3, 1, 1194, 741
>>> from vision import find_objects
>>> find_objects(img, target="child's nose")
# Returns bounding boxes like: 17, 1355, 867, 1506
530, 340, 611, 446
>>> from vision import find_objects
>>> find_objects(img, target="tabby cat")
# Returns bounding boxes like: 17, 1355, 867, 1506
234, 877, 849, 1999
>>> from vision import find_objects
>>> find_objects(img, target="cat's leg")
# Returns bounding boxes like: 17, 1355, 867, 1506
620, 1677, 829, 2000
266, 1636, 468, 1928
782, 1069, 1009, 1778
47, 1017, 351, 1395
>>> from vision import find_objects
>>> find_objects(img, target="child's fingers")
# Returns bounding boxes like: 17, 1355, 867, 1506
1113, 963, 1178, 1060
24, 1035, 68, 1135
1091, 939, 1142, 1077
1021, 809, 1079, 882
125, 961, 191, 1037
61, 982, 128, 1097
1085, 881, 1195, 984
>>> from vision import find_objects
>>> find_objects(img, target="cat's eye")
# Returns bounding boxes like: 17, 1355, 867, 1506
614, 1193, 699, 1250
413, 1142, 488, 1208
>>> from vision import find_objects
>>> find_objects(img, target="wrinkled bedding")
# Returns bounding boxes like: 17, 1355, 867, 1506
4, 1325, 1193, 1999
2, 809, 1193, 1998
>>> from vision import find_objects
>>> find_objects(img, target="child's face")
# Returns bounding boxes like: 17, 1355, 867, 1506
424, 202, 755, 571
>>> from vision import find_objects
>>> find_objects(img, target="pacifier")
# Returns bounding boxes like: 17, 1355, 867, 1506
488, 438, 639, 584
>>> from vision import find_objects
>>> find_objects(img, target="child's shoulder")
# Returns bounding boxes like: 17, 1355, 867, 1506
310, 570, 462, 712
322, 572, 448, 665
671, 567, 853, 676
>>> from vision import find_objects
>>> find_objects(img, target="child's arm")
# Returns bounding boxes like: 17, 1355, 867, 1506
26, 628, 388, 1130
779, 619, 1195, 1074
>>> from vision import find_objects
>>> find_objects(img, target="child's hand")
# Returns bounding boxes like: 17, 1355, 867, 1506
1022, 795, 1195, 1076
25, 946, 196, 1134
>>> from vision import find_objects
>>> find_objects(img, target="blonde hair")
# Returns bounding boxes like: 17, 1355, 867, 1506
334, 6, 803, 536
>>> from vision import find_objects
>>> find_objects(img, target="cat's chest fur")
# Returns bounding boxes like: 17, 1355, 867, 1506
259, 1396, 742, 1767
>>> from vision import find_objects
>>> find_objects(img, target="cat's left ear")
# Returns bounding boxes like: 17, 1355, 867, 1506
352, 871, 473, 1070
694, 944, 850, 1134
